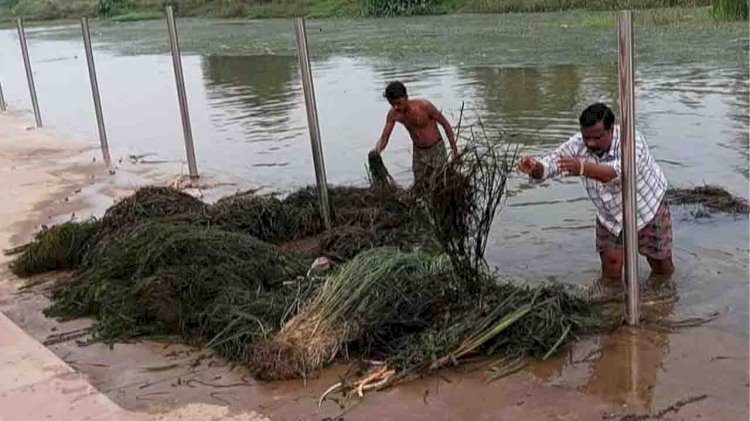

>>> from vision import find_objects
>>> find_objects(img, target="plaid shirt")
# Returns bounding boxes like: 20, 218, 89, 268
537, 125, 668, 236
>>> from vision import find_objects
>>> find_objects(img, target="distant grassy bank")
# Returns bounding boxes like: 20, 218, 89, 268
0, 0, 746, 23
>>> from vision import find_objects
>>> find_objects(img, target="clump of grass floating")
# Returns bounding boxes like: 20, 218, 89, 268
666, 185, 749, 214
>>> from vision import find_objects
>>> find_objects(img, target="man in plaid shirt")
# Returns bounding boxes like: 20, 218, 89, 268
518, 103, 674, 280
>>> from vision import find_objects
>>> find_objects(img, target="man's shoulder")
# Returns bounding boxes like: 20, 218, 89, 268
411, 98, 435, 109
565, 131, 583, 145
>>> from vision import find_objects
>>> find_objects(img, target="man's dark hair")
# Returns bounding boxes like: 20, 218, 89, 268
384, 81, 407, 101
579, 103, 615, 130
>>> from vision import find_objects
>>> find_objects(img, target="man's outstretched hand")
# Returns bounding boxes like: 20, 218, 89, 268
517, 157, 540, 174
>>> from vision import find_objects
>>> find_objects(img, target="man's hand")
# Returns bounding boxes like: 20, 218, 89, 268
517, 157, 540, 174
556, 156, 584, 176
517, 156, 545, 180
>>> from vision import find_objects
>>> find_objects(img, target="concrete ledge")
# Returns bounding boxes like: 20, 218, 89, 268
0, 311, 131, 421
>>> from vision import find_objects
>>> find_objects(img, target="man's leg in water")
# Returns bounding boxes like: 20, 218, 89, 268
640, 198, 675, 276
600, 249, 623, 280
596, 219, 623, 280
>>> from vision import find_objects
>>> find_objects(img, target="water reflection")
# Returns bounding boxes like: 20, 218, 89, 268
465, 65, 608, 148
530, 300, 674, 412
581, 303, 673, 411
541, 64, 581, 113
202, 54, 301, 141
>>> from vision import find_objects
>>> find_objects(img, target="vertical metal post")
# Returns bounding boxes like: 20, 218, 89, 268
165, 5, 198, 179
0, 80, 6, 112
16, 19, 42, 128
618, 10, 639, 325
81, 17, 112, 168
294, 18, 332, 230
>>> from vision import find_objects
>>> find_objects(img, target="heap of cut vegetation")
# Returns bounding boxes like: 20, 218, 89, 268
7, 113, 624, 399
6, 172, 434, 366
45, 222, 309, 354
252, 122, 618, 398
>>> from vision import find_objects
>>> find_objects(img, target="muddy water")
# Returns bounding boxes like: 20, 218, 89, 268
0, 12, 747, 420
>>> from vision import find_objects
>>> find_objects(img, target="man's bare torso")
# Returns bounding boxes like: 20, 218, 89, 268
389, 99, 443, 149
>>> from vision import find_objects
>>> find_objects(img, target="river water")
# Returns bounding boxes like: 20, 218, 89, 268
1, 14, 747, 330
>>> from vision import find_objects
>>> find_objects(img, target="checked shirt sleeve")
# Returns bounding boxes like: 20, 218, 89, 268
537, 134, 584, 180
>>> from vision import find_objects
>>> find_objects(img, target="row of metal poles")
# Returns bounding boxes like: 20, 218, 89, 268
0, 10, 638, 323
5, 9, 332, 229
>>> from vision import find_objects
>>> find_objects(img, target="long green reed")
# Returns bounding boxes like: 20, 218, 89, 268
711, 0, 748, 21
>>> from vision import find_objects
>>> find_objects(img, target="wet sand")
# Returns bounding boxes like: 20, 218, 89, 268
0, 112, 747, 420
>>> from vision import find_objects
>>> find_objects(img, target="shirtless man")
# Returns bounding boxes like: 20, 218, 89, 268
372, 81, 458, 191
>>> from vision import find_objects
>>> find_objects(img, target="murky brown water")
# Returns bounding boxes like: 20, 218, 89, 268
0, 12, 747, 420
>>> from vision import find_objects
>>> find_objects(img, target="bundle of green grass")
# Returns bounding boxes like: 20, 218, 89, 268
250, 248, 617, 391
250, 249, 454, 380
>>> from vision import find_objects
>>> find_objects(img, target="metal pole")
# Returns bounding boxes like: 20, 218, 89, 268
0, 80, 6, 112
16, 19, 42, 128
618, 10, 639, 325
294, 18, 332, 230
165, 5, 198, 179
81, 17, 112, 168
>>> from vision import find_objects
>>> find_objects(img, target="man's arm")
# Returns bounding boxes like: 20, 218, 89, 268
374, 111, 396, 154
558, 132, 649, 183
427, 102, 458, 158
557, 158, 617, 183
518, 135, 581, 181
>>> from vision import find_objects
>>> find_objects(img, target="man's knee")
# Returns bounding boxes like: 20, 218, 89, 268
600, 250, 623, 279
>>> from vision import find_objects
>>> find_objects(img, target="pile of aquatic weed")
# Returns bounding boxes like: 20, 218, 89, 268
9, 183, 433, 277
7, 180, 436, 365
45, 222, 309, 361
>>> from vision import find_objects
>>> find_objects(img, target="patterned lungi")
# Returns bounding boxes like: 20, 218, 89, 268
412, 140, 448, 193
595, 197, 673, 260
